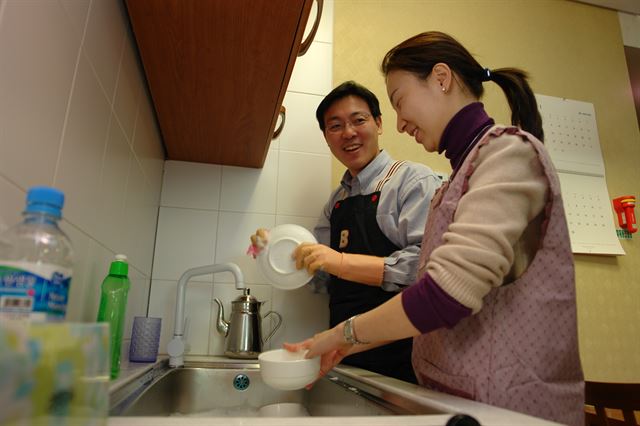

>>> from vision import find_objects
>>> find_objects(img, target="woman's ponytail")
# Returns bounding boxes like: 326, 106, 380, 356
489, 68, 544, 142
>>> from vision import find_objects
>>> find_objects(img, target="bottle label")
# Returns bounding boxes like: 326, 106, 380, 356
0, 261, 72, 321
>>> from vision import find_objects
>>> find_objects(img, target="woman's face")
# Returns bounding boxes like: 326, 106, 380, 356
386, 69, 450, 152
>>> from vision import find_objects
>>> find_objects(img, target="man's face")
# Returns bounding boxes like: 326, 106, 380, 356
322, 95, 382, 176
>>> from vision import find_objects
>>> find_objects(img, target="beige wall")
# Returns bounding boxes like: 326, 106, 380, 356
333, 0, 640, 381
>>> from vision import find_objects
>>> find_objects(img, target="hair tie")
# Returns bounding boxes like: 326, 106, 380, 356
481, 68, 492, 82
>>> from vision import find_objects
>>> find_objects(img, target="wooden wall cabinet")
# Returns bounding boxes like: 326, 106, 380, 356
125, 0, 322, 168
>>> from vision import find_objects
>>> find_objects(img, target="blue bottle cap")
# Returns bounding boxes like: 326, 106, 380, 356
25, 186, 65, 219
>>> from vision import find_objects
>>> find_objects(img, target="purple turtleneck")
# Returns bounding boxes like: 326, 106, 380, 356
439, 102, 494, 171
401, 103, 494, 334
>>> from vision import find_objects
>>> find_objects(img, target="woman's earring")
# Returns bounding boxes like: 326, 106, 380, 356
442, 87, 446, 92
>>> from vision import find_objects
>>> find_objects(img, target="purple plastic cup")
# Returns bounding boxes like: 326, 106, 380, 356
129, 316, 161, 363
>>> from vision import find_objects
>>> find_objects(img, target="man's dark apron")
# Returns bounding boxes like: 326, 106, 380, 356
328, 163, 417, 384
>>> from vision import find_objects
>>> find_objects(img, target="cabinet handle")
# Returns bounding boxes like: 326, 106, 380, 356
298, 0, 323, 56
273, 105, 286, 139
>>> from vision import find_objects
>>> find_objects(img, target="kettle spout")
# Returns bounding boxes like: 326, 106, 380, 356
213, 298, 229, 336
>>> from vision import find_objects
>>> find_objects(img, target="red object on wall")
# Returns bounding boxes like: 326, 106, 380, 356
613, 195, 637, 234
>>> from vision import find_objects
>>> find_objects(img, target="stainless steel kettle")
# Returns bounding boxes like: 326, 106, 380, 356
214, 288, 282, 359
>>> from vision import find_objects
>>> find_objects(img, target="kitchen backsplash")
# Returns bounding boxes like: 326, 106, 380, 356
148, 1, 336, 356
0, 0, 163, 345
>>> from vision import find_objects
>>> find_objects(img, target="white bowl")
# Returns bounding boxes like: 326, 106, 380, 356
257, 224, 317, 290
258, 402, 310, 417
258, 349, 320, 391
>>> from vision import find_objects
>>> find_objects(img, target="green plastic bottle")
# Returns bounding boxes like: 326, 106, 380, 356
97, 254, 130, 379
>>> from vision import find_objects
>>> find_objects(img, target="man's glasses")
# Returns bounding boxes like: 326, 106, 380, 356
325, 113, 372, 134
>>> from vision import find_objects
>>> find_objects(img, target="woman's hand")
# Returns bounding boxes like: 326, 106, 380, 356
293, 243, 343, 275
247, 228, 269, 258
283, 325, 352, 387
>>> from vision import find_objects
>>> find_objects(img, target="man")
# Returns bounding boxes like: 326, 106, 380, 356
254, 81, 440, 383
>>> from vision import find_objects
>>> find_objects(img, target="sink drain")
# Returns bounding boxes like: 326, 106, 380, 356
232, 374, 250, 391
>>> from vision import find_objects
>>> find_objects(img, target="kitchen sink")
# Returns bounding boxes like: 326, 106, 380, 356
109, 359, 446, 418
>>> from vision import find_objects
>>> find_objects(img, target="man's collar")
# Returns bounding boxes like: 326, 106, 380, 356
340, 150, 390, 190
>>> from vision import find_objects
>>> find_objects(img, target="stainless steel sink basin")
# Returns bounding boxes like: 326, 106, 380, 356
109, 360, 444, 418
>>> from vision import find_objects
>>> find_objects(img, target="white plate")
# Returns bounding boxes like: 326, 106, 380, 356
257, 224, 317, 290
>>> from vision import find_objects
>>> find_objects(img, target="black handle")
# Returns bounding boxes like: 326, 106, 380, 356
298, 0, 323, 56
446, 414, 481, 426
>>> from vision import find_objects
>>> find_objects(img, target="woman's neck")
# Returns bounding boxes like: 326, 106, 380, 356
439, 102, 494, 171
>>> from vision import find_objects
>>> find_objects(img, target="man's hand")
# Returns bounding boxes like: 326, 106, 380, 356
293, 243, 343, 276
247, 228, 269, 258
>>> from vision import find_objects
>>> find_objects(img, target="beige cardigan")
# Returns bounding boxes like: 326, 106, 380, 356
426, 130, 549, 313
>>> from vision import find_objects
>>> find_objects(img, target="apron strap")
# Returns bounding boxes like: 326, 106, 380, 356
375, 161, 406, 192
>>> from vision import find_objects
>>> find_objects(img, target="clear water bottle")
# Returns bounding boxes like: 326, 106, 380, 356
97, 254, 131, 379
0, 186, 74, 322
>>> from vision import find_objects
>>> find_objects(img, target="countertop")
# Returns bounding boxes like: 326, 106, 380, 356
108, 355, 561, 426
108, 354, 169, 394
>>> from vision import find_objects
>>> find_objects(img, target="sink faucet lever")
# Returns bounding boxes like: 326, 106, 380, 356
167, 262, 245, 367
214, 298, 229, 336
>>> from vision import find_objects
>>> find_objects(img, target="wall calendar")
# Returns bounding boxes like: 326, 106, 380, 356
536, 94, 624, 255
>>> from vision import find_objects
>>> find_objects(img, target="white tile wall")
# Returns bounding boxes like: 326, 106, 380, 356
0, 178, 24, 233
150, 4, 335, 357
82, 0, 126, 101
279, 91, 328, 154
55, 53, 112, 237
153, 207, 219, 281
122, 160, 159, 274
0, 0, 80, 189
288, 41, 333, 95
277, 151, 332, 217
131, 99, 165, 186
161, 161, 221, 210
619, 12, 640, 48
59, 0, 91, 41
113, 36, 143, 142
0, 0, 164, 353
220, 149, 279, 214
95, 117, 132, 251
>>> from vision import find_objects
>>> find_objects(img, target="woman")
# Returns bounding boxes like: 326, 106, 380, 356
287, 31, 584, 425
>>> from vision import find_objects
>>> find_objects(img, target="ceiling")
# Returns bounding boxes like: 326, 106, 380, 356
573, 0, 640, 15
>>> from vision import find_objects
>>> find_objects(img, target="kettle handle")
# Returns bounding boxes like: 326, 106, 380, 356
261, 311, 283, 345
